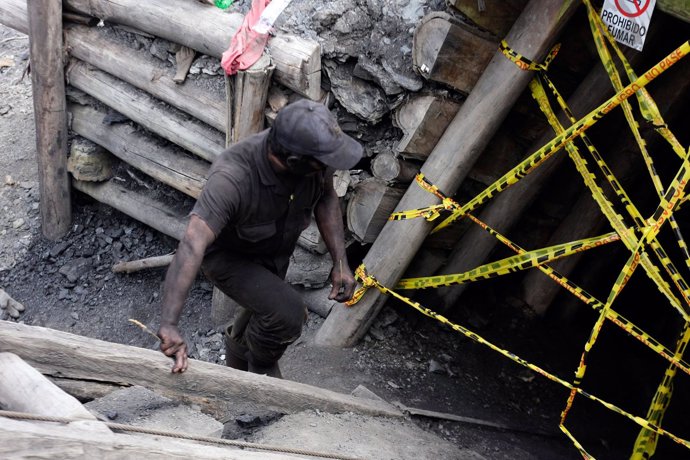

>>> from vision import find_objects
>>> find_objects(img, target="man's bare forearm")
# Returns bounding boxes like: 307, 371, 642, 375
315, 186, 347, 266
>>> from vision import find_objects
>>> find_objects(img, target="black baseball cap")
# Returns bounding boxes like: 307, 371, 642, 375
272, 99, 363, 170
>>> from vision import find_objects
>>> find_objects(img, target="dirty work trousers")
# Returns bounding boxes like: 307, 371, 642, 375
201, 249, 305, 368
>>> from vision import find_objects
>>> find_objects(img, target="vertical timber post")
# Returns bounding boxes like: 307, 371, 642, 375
28, 0, 72, 239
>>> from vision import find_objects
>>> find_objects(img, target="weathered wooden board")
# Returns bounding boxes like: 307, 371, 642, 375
393, 94, 462, 160
69, 103, 209, 199
0, 321, 403, 418
67, 60, 225, 163
413, 12, 498, 94
447, 0, 529, 37
73, 180, 188, 241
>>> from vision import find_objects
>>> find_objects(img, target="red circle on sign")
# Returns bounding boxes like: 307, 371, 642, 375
614, 0, 651, 18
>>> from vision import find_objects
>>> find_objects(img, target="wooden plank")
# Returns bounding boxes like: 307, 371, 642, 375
659, 0, 690, 23
67, 59, 224, 163
228, 53, 274, 143
0, 0, 27, 33
0, 417, 298, 460
62, 0, 321, 99
28, 0, 72, 240
73, 180, 188, 241
69, 103, 209, 199
66, 25, 227, 133
413, 12, 498, 94
0, 353, 99, 421
393, 94, 462, 160
316, 0, 580, 347
0, 321, 403, 418
447, 0, 529, 37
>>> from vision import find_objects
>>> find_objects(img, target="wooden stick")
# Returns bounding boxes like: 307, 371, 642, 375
28, 0, 72, 239
113, 254, 175, 273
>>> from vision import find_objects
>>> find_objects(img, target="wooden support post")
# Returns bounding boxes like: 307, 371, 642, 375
315, 0, 579, 347
27, 0, 71, 240
347, 179, 405, 244
212, 53, 275, 329
0, 321, 402, 418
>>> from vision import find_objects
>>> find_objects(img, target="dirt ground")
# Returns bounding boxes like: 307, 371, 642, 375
0, 23, 647, 460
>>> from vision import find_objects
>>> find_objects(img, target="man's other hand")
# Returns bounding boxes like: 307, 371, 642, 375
158, 324, 188, 373
328, 263, 356, 303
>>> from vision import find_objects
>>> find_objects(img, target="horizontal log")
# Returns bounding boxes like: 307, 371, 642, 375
0, 0, 320, 99
112, 254, 175, 274
447, 0, 528, 37
73, 180, 188, 241
67, 59, 224, 163
63, 0, 320, 99
0, 321, 403, 418
659, 0, 690, 23
66, 25, 227, 133
0, 417, 297, 460
69, 103, 209, 198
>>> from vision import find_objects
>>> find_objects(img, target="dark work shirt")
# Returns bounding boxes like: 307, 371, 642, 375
192, 130, 324, 272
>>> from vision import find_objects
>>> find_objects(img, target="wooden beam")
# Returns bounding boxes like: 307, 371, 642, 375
315, 0, 580, 347
67, 59, 224, 163
0, 353, 99, 421
73, 180, 188, 241
69, 103, 209, 198
347, 179, 405, 244
62, 0, 321, 99
0, 321, 403, 418
28, 0, 72, 240
413, 12, 498, 94
0, 417, 299, 460
371, 152, 420, 184
447, 0, 529, 38
0, 0, 27, 33
227, 54, 274, 143
659, 0, 690, 23
66, 25, 227, 133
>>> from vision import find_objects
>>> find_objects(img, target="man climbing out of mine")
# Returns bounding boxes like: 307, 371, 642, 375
157, 99, 363, 378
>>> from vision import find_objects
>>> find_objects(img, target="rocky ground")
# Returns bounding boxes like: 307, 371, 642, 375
0, 15, 649, 460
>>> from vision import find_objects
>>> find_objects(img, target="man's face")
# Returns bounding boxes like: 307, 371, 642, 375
285, 155, 327, 176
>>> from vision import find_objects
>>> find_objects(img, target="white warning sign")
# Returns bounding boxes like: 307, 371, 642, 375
600, 0, 657, 51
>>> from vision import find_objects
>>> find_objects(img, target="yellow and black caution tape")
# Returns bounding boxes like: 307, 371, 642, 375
391, 175, 690, 378
499, 40, 560, 72
429, 40, 690, 234
395, 231, 619, 290
347, 264, 690, 451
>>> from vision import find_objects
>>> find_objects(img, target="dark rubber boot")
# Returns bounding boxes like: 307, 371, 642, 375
224, 325, 248, 371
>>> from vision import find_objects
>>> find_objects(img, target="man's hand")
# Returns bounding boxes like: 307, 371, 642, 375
328, 262, 356, 302
158, 324, 189, 373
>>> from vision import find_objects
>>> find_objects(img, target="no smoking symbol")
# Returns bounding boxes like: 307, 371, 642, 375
614, 0, 651, 18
